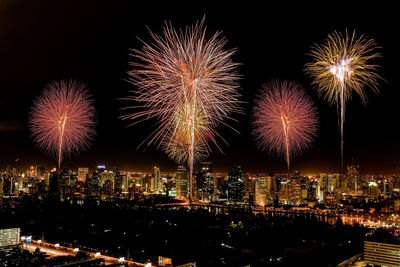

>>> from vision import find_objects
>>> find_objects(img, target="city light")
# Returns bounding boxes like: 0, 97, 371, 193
123, 17, 241, 202
0, 4, 396, 267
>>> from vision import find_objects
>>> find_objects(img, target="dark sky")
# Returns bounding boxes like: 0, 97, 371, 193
0, 1, 398, 174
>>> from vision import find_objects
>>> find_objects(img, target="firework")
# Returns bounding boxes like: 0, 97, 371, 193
30, 80, 96, 172
305, 30, 381, 170
161, 102, 213, 165
122, 18, 241, 201
252, 80, 318, 172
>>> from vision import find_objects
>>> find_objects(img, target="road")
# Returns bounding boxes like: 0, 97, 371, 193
23, 239, 148, 266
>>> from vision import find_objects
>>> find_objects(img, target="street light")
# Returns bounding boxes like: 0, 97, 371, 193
95, 252, 101, 257
73, 248, 79, 252
55, 243, 60, 247
119, 257, 125, 262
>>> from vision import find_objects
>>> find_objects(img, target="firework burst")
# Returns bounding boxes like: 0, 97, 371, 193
30, 80, 96, 172
122, 18, 241, 201
252, 80, 318, 172
305, 30, 382, 170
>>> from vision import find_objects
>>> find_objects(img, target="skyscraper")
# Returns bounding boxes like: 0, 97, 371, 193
255, 177, 268, 206
152, 166, 161, 193
288, 177, 301, 205
176, 166, 189, 198
77, 168, 89, 182
197, 162, 214, 202
227, 166, 244, 203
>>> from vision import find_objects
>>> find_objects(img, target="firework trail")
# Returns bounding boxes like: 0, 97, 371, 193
252, 80, 318, 172
122, 18, 241, 201
30, 80, 96, 172
305, 30, 382, 170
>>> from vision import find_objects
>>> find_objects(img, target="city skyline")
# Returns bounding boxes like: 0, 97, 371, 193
1, 1, 399, 174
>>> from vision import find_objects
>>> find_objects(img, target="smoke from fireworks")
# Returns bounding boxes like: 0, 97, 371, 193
305, 30, 382, 170
122, 18, 241, 200
252, 80, 318, 172
30, 80, 96, 171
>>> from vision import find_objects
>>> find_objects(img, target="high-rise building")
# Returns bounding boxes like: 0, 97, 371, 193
346, 164, 360, 194
152, 166, 161, 193
176, 166, 189, 198
49, 171, 58, 194
279, 180, 289, 204
300, 178, 308, 204
227, 166, 244, 202
198, 162, 214, 202
307, 178, 317, 202
368, 181, 380, 200
288, 177, 301, 205
255, 177, 268, 206
0, 176, 3, 202
77, 168, 89, 182
99, 171, 115, 189
364, 240, 400, 266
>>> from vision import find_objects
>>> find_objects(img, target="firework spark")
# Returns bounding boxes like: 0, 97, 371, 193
122, 18, 241, 201
305, 30, 382, 170
252, 80, 318, 172
30, 80, 96, 172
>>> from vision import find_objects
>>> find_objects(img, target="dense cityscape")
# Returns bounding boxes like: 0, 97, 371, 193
1, 1, 399, 267
2, 163, 400, 266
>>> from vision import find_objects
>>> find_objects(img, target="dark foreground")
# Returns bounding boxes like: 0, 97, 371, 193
1, 199, 368, 266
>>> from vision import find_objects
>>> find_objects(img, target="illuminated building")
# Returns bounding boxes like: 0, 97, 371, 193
300, 178, 308, 204
176, 166, 189, 198
0, 228, 20, 249
102, 179, 113, 199
97, 165, 106, 173
368, 182, 379, 200
346, 164, 360, 194
198, 162, 214, 202
245, 176, 256, 205
255, 177, 268, 206
86, 172, 100, 197
77, 168, 89, 182
279, 180, 289, 204
99, 171, 115, 188
121, 174, 129, 191
316, 176, 324, 202
288, 177, 301, 205
227, 166, 244, 202
151, 166, 161, 192
268, 175, 280, 205
307, 179, 317, 202
364, 241, 400, 267
0, 176, 3, 203
394, 200, 400, 212
113, 167, 122, 193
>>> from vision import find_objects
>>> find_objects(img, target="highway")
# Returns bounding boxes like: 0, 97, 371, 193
23, 239, 149, 266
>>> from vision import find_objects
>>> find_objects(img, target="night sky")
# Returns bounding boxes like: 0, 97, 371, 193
0, 1, 398, 174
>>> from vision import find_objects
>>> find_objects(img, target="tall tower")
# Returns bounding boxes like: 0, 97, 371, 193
152, 166, 161, 193
77, 168, 89, 182
227, 166, 244, 203
176, 166, 189, 198
255, 177, 268, 206
198, 162, 214, 202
